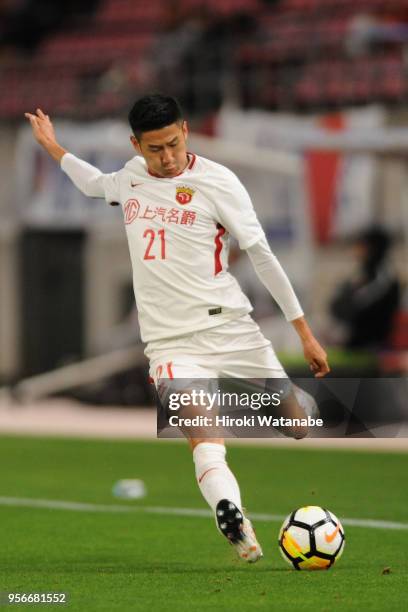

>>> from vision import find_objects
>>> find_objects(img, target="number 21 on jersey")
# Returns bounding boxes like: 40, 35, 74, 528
143, 229, 166, 260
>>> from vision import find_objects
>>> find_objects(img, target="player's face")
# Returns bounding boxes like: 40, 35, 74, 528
131, 121, 189, 178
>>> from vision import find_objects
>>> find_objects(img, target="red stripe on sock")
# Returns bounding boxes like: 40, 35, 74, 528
198, 467, 218, 483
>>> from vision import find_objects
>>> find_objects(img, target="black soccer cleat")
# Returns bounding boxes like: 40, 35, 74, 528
215, 499, 263, 562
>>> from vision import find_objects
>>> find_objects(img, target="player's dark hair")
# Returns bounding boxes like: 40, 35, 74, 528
128, 94, 184, 139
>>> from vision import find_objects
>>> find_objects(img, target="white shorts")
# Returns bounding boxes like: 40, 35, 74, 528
145, 314, 287, 382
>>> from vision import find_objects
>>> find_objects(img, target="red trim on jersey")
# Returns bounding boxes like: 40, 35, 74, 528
147, 153, 196, 178
187, 152, 196, 169
214, 223, 226, 275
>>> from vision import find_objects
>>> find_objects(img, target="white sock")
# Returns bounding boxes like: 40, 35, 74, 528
193, 442, 242, 513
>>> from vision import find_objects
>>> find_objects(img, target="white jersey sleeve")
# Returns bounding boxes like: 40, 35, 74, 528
61, 153, 120, 204
246, 236, 304, 322
213, 170, 265, 250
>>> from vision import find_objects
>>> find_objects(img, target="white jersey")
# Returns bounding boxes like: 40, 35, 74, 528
93, 153, 264, 342
61, 151, 304, 343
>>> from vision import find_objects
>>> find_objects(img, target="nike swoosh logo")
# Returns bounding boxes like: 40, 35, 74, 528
131, 182, 143, 188
325, 524, 340, 543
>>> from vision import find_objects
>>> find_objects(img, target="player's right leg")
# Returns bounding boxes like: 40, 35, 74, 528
213, 316, 314, 439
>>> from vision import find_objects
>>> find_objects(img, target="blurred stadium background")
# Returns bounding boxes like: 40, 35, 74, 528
0, 0, 407, 432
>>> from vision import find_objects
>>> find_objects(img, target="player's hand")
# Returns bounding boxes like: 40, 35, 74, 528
25, 108, 56, 146
24, 108, 66, 161
302, 336, 330, 378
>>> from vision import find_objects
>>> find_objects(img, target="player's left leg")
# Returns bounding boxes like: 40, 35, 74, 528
190, 437, 263, 563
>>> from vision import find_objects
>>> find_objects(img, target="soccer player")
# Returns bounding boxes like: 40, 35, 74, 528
25, 95, 329, 563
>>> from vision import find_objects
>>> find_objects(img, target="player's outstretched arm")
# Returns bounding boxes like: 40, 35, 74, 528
24, 108, 110, 199
246, 236, 330, 378
24, 108, 67, 162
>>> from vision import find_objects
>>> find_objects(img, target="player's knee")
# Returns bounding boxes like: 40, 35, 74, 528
292, 425, 308, 440
279, 424, 308, 440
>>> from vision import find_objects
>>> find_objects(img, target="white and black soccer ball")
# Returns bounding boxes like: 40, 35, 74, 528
279, 506, 345, 570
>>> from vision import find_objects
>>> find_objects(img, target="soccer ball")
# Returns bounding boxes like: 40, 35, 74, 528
279, 506, 345, 570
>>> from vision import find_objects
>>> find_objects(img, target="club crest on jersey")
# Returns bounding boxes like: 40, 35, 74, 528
176, 185, 195, 205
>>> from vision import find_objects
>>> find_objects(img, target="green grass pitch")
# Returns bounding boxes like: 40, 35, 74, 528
0, 436, 407, 611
